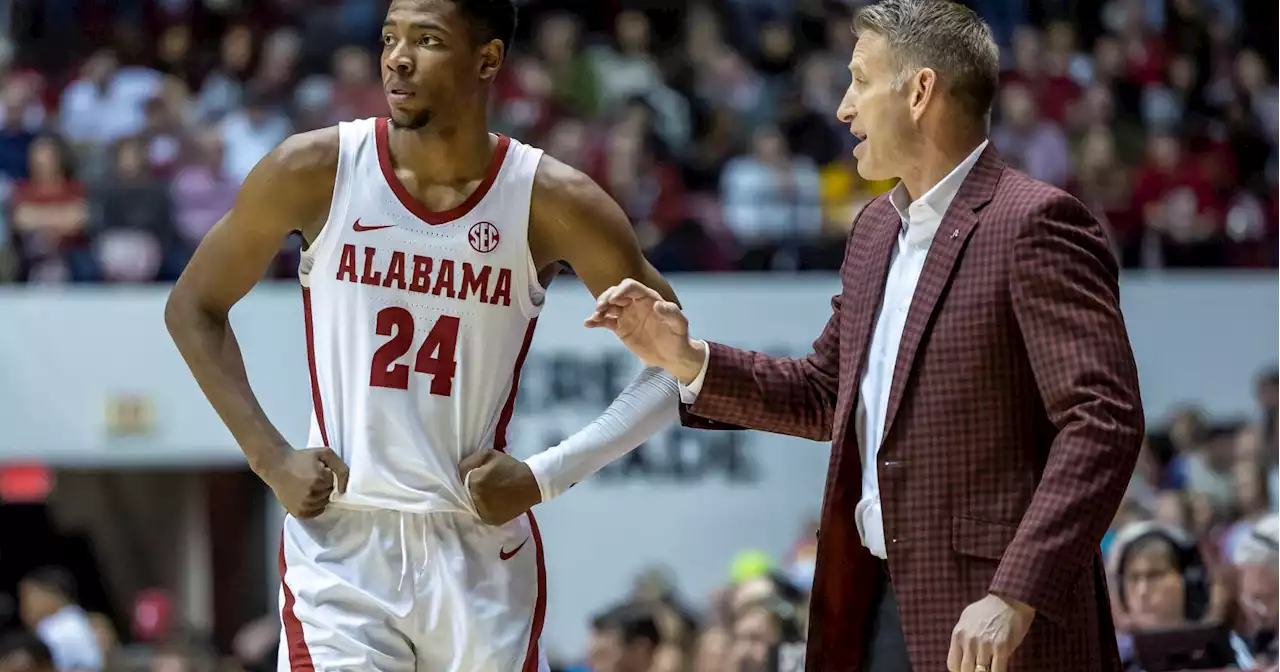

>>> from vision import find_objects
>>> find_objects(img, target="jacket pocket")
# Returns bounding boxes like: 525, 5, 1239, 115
951, 516, 1018, 560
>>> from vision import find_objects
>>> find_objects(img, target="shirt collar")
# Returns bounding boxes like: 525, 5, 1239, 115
889, 139, 990, 227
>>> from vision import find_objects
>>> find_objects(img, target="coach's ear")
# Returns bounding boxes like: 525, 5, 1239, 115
478, 39, 503, 81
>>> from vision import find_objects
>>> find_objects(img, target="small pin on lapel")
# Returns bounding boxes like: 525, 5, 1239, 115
949, 229, 959, 239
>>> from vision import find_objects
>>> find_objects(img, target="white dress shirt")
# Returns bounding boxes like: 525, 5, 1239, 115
680, 140, 989, 559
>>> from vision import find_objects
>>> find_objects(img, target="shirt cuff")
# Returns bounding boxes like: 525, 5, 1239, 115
678, 341, 710, 404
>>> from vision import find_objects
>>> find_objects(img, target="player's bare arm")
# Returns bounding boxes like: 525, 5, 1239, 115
525, 155, 679, 306
459, 155, 684, 525
165, 128, 350, 519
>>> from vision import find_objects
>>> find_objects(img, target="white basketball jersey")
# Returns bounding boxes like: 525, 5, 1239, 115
298, 117, 546, 513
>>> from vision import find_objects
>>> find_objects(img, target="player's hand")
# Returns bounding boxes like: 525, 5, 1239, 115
459, 449, 541, 526
584, 279, 704, 383
255, 446, 349, 519
947, 593, 1035, 672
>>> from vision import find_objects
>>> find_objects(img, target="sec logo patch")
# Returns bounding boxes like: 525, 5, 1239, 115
469, 221, 500, 253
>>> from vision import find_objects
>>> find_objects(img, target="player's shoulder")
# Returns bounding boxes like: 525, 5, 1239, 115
235, 127, 341, 233
531, 152, 599, 205
258, 126, 340, 185
529, 151, 613, 222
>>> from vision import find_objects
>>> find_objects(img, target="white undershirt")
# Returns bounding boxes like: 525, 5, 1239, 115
682, 140, 989, 559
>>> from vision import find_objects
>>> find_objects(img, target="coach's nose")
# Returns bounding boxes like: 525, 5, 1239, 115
836, 88, 857, 124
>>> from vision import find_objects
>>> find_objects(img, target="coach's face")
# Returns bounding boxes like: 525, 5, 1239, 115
837, 31, 924, 182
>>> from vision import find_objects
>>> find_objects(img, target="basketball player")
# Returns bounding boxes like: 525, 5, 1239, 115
165, 0, 685, 669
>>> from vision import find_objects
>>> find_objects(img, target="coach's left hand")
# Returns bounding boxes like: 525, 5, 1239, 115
947, 593, 1036, 672
459, 449, 542, 525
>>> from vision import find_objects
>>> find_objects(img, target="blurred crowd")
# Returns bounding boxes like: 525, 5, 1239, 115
0, 0, 1275, 283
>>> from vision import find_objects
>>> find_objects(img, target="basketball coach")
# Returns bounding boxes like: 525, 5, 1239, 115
585, 0, 1144, 670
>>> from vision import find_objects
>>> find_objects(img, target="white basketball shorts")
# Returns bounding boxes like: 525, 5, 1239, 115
276, 504, 548, 671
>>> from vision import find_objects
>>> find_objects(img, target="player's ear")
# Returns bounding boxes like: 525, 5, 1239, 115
478, 39, 503, 81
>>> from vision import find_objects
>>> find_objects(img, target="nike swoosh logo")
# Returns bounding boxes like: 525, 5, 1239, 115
353, 218, 394, 232
499, 538, 528, 561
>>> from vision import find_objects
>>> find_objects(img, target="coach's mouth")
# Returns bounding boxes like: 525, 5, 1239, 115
851, 131, 867, 144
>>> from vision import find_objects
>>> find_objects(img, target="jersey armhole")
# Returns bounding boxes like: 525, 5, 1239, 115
515, 148, 548, 320
299, 121, 362, 284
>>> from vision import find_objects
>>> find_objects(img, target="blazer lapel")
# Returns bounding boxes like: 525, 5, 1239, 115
844, 203, 900, 401
829, 200, 898, 473
880, 147, 1005, 445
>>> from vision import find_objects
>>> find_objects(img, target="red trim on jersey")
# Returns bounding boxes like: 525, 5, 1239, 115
493, 318, 537, 453
522, 510, 548, 672
301, 288, 331, 446
375, 117, 511, 225
279, 533, 316, 670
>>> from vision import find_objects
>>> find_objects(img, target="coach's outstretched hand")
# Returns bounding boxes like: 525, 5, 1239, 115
460, 449, 542, 525
584, 278, 706, 384
256, 446, 349, 519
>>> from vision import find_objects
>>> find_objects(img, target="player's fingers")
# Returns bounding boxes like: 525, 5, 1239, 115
457, 449, 491, 477
306, 473, 334, 502
294, 500, 326, 519
316, 448, 349, 492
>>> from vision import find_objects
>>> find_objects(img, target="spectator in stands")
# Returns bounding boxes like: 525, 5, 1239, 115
217, 86, 290, 185
91, 137, 177, 282
192, 24, 253, 125
533, 12, 600, 119
16, 567, 102, 671
1233, 513, 1279, 666
0, 82, 37, 181
582, 603, 660, 672
991, 82, 1071, 188
1108, 521, 1256, 670
304, 46, 386, 127
170, 129, 236, 257
728, 597, 803, 672
0, 631, 55, 672
719, 125, 821, 261
9, 135, 94, 282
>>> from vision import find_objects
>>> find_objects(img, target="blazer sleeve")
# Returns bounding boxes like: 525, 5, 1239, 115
678, 292, 843, 442
989, 193, 1145, 625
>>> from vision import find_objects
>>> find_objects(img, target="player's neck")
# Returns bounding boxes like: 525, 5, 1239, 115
389, 119, 496, 184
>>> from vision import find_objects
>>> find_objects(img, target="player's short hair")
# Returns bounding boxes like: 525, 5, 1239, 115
20, 566, 77, 602
853, 0, 999, 120
591, 603, 660, 647
453, 0, 518, 54
0, 630, 54, 664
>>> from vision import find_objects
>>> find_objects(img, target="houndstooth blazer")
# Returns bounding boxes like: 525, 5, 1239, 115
682, 146, 1144, 671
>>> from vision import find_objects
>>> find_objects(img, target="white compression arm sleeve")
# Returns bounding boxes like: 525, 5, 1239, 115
523, 366, 681, 502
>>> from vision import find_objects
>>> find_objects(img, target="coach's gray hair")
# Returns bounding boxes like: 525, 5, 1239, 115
853, 0, 1000, 119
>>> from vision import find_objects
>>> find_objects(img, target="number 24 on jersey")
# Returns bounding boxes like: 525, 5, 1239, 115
369, 307, 459, 396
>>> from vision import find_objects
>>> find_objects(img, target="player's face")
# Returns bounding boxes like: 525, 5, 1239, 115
381, 0, 503, 130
